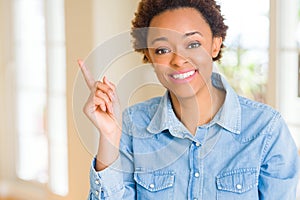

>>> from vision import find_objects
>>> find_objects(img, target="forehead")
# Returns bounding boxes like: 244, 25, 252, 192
148, 7, 212, 38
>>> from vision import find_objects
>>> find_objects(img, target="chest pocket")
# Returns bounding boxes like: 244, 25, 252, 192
134, 170, 175, 200
216, 168, 259, 200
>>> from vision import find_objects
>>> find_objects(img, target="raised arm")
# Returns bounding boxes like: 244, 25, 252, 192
78, 60, 137, 199
78, 59, 122, 170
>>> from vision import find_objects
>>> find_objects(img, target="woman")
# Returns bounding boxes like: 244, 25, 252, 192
79, 0, 299, 199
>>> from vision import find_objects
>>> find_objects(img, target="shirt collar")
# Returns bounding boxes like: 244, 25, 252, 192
146, 91, 190, 138
211, 73, 241, 134
147, 72, 241, 135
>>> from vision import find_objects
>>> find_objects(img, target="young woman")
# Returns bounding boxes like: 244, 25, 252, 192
79, 0, 299, 199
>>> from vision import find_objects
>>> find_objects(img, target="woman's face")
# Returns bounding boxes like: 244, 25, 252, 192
146, 8, 222, 99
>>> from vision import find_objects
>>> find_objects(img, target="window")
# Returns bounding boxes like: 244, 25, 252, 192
13, 0, 68, 196
217, 0, 269, 102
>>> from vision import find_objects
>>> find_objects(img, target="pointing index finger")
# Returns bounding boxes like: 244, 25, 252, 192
77, 59, 95, 90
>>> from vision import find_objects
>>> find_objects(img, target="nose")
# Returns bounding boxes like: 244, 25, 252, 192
170, 50, 188, 68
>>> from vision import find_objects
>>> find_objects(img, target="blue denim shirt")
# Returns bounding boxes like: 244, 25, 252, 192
88, 73, 299, 200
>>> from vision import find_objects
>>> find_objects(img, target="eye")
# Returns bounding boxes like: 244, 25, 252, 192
187, 41, 201, 49
155, 47, 171, 55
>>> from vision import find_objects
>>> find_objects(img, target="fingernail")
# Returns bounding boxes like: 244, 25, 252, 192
103, 76, 108, 84
77, 59, 83, 67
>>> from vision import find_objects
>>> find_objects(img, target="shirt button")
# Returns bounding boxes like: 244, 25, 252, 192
149, 183, 155, 189
95, 180, 100, 185
194, 172, 200, 178
236, 184, 242, 190
195, 142, 200, 147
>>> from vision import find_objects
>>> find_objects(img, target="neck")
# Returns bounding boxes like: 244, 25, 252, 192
170, 81, 225, 135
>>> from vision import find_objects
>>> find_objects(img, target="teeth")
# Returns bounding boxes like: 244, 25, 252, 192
172, 70, 195, 80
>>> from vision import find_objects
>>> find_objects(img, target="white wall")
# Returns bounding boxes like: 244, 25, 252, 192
0, 0, 17, 189
64, 0, 94, 199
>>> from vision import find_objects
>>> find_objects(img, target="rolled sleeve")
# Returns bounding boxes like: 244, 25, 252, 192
89, 157, 124, 200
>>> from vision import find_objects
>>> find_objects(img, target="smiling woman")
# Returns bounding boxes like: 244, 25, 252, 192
80, 0, 300, 199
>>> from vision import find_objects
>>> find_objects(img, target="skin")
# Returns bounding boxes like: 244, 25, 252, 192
145, 8, 225, 133
79, 7, 225, 171
78, 59, 121, 171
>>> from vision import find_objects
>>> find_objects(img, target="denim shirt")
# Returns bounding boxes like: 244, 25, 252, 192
88, 73, 299, 200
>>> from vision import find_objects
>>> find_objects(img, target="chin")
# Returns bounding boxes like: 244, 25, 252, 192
169, 87, 198, 100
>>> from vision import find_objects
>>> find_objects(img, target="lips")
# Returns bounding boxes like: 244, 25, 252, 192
170, 69, 197, 80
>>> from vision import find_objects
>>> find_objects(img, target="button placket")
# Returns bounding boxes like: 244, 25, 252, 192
189, 141, 202, 200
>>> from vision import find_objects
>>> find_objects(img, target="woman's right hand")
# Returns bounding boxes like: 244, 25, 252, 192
78, 59, 122, 170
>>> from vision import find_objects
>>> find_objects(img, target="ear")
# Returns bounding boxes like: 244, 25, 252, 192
144, 49, 152, 63
211, 37, 223, 59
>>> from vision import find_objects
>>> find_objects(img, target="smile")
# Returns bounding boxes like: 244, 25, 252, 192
171, 70, 196, 80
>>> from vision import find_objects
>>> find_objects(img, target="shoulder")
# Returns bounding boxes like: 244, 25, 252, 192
123, 96, 162, 123
238, 95, 278, 117
237, 96, 284, 139
125, 96, 162, 114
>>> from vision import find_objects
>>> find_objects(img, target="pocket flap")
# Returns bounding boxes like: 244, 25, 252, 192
134, 171, 175, 192
216, 168, 258, 193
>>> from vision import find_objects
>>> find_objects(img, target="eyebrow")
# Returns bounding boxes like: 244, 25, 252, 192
183, 31, 203, 38
150, 37, 168, 45
150, 31, 203, 45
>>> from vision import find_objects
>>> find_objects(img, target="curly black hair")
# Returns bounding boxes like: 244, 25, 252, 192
131, 0, 228, 63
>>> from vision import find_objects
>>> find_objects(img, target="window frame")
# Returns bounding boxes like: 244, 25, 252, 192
0, 0, 68, 199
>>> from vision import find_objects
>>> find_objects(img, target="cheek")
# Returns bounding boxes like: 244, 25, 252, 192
153, 64, 167, 78
152, 65, 171, 85
189, 49, 212, 69
151, 55, 173, 66
188, 52, 213, 81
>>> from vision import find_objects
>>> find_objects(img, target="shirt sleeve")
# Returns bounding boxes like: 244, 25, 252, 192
88, 157, 124, 199
88, 109, 136, 200
258, 113, 300, 200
